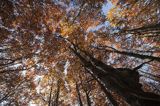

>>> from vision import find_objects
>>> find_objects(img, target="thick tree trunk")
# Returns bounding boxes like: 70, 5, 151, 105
88, 71, 119, 106
70, 46, 160, 106
97, 80, 119, 106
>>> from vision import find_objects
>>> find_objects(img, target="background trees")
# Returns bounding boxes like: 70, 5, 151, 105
0, 0, 160, 106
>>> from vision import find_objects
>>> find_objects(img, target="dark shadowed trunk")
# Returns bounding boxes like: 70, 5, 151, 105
87, 70, 119, 106
95, 78, 119, 106
70, 45, 160, 106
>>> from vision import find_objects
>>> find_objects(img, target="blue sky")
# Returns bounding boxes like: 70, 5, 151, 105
86, 1, 114, 33
102, 1, 114, 16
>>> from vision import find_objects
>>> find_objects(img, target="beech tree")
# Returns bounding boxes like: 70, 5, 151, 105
0, 0, 160, 106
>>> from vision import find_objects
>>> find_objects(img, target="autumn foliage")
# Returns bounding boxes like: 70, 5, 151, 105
0, 0, 160, 106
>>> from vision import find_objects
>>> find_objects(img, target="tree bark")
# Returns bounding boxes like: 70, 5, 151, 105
87, 71, 119, 106
48, 81, 53, 106
96, 79, 119, 106
52, 80, 60, 106
85, 91, 91, 106
70, 46, 160, 106
94, 46, 160, 62
76, 82, 83, 106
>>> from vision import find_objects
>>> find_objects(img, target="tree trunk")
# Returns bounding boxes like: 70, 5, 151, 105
76, 82, 83, 106
70, 46, 160, 106
48, 81, 53, 106
85, 91, 91, 106
87, 71, 119, 106
95, 78, 119, 106
53, 80, 60, 106
95, 46, 160, 62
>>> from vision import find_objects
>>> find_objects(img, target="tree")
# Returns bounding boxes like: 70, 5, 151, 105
0, 0, 160, 106
70, 44, 160, 106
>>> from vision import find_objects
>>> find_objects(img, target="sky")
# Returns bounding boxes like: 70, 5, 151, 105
86, 1, 113, 33
102, 1, 114, 16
